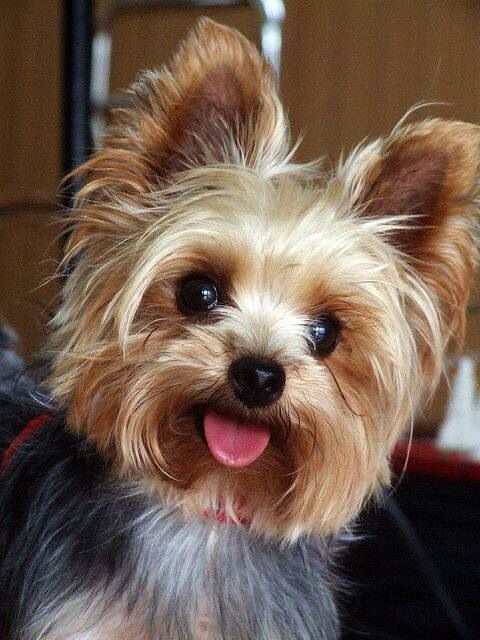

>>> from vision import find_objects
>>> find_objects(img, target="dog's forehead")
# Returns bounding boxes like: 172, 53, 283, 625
167, 176, 344, 269
154, 176, 385, 315
184, 187, 367, 282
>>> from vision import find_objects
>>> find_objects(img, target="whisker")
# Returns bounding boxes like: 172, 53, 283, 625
324, 361, 365, 417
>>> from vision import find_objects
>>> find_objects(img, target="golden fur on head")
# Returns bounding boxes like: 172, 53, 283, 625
48, 19, 480, 540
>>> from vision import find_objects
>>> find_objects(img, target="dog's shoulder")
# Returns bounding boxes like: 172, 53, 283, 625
0, 393, 39, 456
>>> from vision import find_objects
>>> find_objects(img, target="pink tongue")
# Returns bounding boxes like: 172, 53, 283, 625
204, 412, 270, 468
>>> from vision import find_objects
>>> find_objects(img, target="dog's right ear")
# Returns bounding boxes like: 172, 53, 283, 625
80, 18, 288, 198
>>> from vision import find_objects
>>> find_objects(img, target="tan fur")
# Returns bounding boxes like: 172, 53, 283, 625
48, 19, 480, 539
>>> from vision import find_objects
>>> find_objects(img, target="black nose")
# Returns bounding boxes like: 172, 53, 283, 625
229, 357, 285, 408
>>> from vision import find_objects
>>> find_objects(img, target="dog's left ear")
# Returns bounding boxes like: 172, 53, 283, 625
85, 18, 287, 194
340, 119, 480, 341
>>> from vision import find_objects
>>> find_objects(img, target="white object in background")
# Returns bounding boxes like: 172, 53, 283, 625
471, 397, 480, 461
437, 356, 478, 453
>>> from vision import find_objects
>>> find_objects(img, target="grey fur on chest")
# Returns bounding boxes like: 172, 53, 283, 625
129, 508, 341, 639
27, 502, 342, 640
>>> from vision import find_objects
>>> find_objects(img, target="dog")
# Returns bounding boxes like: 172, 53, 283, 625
1, 18, 479, 640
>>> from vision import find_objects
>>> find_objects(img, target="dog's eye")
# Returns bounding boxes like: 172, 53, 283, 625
309, 314, 340, 356
177, 275, 219, 314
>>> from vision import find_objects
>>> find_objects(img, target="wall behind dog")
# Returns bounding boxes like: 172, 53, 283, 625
1, 0, 479, 431
0, 0, 61, 360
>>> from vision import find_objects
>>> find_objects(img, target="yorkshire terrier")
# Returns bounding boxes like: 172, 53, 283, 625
1, 18, 479, 640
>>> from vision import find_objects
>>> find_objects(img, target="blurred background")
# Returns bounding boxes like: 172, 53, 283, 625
1, 2, 480, 639
1, 0, 479, 436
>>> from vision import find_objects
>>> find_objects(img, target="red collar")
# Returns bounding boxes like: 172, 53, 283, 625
204, 509, 252, 526
204, 498, 252, 526
1, 413, 51, 471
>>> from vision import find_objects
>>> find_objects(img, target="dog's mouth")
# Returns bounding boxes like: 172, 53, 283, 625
196, 410, 270, 468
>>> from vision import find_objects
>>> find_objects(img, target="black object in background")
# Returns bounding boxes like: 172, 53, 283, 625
62, 0, 93, 180
342, 476, 480, 640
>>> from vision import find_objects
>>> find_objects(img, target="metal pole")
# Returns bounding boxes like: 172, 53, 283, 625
62, 0, 93, 178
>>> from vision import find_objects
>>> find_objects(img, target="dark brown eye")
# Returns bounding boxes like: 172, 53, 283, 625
309, 314, 340, 356
177, 275, 219, 314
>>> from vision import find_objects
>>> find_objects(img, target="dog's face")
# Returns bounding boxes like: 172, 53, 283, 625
49, 19, 479, 539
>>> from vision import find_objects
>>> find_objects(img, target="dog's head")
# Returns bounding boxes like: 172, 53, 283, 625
49, 19, 479, 539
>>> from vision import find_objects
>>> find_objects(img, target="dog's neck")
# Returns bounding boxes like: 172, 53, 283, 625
203, 503, 252, 526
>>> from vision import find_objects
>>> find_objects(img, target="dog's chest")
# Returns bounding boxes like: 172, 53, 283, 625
27, 507, 340, 640
113, 515, 339, 640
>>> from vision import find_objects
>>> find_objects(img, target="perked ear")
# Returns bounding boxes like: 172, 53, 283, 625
85, 18, 287, 193
340, 119, 480, 341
